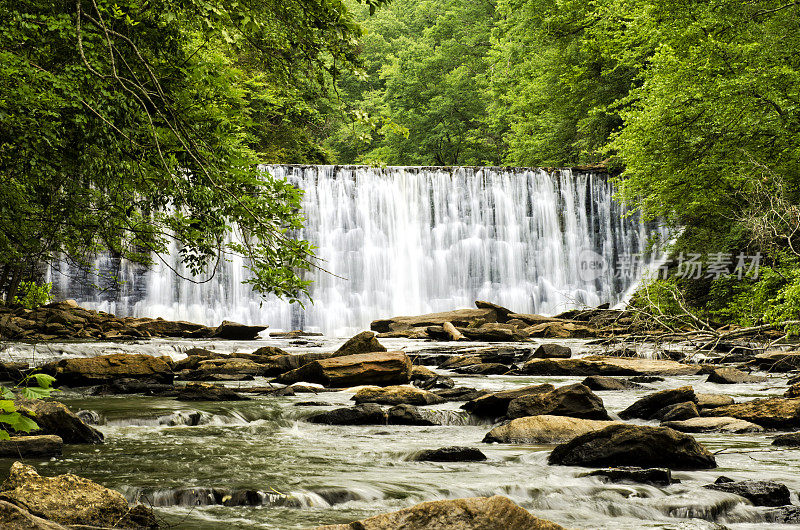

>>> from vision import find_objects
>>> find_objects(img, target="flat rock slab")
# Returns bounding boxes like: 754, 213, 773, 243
315, 495, 565, 529
483, 415, 619, 444
42, 354, 173, 386
703, 397, 800, 429
663, 416, 763, 434
462, 384, 554, 417
370, 309, 498, 333
352, 386, 444, 406
412, 446, 487, 462
212, 320, 267, 340
583, 467, 674, 486
706, 367, 767, 384
276, 351, 412, 388
522, 356, 701, 376
0, 436, 63, 458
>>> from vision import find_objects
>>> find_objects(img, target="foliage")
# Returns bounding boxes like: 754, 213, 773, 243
0, 0, 375, 304
12, 281, 52, 310
0, 373, 57, 440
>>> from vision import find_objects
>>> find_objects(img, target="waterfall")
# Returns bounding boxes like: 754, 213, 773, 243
49, 165, 660, 336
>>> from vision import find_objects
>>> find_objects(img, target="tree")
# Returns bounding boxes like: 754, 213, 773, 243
0, 0, 369, 303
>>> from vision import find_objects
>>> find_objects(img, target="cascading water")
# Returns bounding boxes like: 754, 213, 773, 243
50, 165, 660, 335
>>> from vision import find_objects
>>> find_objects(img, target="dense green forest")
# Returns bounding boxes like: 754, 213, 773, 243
2, 0, 800, 328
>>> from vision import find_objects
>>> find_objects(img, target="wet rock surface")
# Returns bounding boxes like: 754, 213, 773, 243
704, 478, 791, 506
276, 351, 412, 387
583, 467, 674, 486
548, 424, 717, 469
483, 415, 619, 444
411, 446, 487, 462
505, 383, 610, 420
315, 495, 565, 529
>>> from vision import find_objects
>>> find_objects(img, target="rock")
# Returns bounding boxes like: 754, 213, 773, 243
14, 399, 103, 444
412, 446, 487, 462
785, 383, 800, 398
461, 384, 555, 417
657, 401, 700, 422
771, 432, 800, 446
307, 404, 387, 425
475, 301, 514, 321
387, 404, 439, 426
452, 363, 512, 375
352, 385, 444, 406
434, 387, 489, 402
75, 410, 102, 425
90, 378, 175, 396
0, 436, 62, 458
180, 358, 262, 380
506, 384, 610, 420
765, 506, 800, 524
750, 351, 800, 372
581, 375, 642, 391
527, 344, 571, 360
335, 331, 387, 357
583, 467, 674, 486
211, 320, 267, 340
663, 416, 763, 434
370, 309, 498, 333
0, 499, 68, 529
314, 495, 565, 530
706, 367, 767, 384
483, 415, 619, 444
442, 321, 467, 341
128, 317, 213, 338
522, 356, 701, 376
629, 375, 664, 383
0, 362, 29, 383
176, 382, 250, 401
275, 352, 412, 388
41, 354, 173, 386
294, 401, 329, 407
524, 321, 599, 338
410, 366, 454, 390
704, 479, 790, 506
547, 424, 717, 469
618, 386, 697, 420
695, 393, 735, 409
458, 325, 528, 342
0, 462, 157, 528
703, 397, 800, 429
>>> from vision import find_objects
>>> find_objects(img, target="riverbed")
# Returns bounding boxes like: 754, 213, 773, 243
1, 337, 798, 529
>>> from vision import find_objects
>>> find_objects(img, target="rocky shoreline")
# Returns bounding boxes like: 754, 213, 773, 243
1, 301, 800, 528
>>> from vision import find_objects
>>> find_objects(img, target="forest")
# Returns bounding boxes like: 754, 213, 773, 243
2, 0, 800, 326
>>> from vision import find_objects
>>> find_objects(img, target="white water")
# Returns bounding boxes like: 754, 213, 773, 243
50, 165, 659, 335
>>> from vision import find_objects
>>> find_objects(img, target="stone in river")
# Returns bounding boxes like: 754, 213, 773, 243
522, 356, 701, 376
506, 383, 611, 420
314, 495, 565, 529
704, 478, 791, 506
663, 416, 763, 434
702, 397, 800, 429
0, 435, 62, 458
412, 446, 487, 462
462, 384, 554, 417
212, 320, 267, 340
619, 386, 696, 420
548, 424, 717, 470
275, 351, 412, 388
706, 367, 767, 384
583, 467, 674, 486
352, 385, 445, 406
483, 415, 619, 444
307, 404, 387, 425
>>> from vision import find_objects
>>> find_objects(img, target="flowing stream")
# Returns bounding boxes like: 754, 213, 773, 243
49, 166, 661, 335
3, 338, 798, 529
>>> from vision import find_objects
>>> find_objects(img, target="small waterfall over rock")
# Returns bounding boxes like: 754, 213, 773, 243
50, 165, 660, 335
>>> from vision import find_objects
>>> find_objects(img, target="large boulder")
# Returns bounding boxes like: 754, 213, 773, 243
522, 356, 701, 376
41, 354, 172, 386
618, 386, 697, 420
483, 415, 619, 444
706, 367, 767, 384
547, 424, 717, 469
0, 462, 157, 528
461, 384, 554, 417
307, 404, 388, 425
14, 399, 103, 444
0, 436, 62, 458
275, 352, 412, 388
212, 320, 267, 340
315, 495, 564, 529
705, 478, 791, 507
335, 331, 387, 357
663, 416, 763, 434
772, 432, 800, 446
703, 397, 800, 429
506, 384, 610, 420
353, 386, 444, 406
